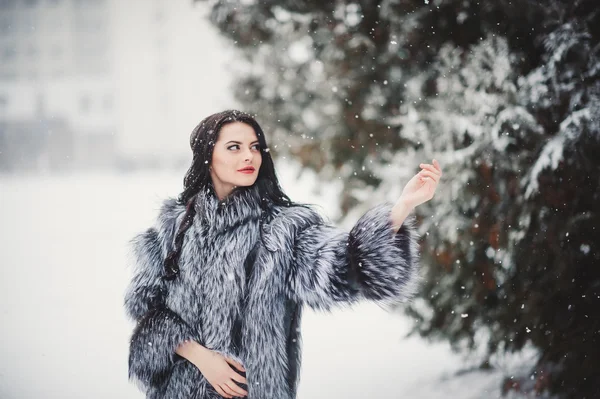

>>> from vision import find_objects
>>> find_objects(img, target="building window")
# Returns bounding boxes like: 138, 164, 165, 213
0, 18, 14, 36
74, 0, 106, 7
0, 0, 17, 9
2, 45, 17, 62
27, 44, 38, 61
20, 15, 36, 35
74, 15, 106, 33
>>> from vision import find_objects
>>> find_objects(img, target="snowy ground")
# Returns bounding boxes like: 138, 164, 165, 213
0, 163, 527, 398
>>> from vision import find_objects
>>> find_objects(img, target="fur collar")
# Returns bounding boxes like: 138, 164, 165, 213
193, 183, 266, 234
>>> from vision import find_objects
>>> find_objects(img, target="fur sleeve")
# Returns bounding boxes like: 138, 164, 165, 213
348, 203, 422, 308
287, 203, 421, 311
124, 199, 195, 389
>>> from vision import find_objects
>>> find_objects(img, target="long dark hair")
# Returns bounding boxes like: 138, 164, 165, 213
163, 110, 293, 280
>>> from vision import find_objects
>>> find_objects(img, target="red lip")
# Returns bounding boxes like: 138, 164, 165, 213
238, 167, 255, 173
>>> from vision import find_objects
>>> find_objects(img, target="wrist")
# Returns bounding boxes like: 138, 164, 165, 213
193, 342, 211, 365
393, 198, 413, 216
395, 196, 414, 210
178, 339, 209, 368
391, 199, 413, 232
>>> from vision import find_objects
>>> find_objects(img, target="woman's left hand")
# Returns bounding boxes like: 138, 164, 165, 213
398, 159, 442, 209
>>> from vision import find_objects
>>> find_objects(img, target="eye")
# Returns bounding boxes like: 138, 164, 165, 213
227, 144, 240, 151
251, 144, 261, 151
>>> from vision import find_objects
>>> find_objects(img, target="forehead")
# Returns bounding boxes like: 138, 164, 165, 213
217, 122, 258, 142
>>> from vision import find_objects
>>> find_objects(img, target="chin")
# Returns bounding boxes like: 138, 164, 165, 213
232, 177, 258, 187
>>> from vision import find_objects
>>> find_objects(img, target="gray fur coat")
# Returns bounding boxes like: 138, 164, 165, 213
124, 184, 421, 399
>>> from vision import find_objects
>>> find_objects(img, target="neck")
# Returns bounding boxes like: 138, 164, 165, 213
211, 180, 235, 201
216, 186, 233, 201
210, 171, 237, 200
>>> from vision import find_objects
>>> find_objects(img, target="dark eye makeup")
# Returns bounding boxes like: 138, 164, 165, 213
227, 143, 261, 151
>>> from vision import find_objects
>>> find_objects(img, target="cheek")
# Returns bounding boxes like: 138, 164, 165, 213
210, 151, 233, 174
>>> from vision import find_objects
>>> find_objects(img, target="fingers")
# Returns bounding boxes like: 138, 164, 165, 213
418, 170, 439, 183
419, 161, 442, 177
224, 357, 246, 373
224, 380, 248, 397
230, 371, 248, 385
215, 384, 233, 398
220, 383, 239, 398
214, 378, 248, 398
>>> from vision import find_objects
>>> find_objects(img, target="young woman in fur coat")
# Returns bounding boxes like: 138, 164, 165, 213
124, 110, 442, 399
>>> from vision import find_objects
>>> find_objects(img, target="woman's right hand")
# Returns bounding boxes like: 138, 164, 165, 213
195, 348, 248, 398
176, 340, 248, 398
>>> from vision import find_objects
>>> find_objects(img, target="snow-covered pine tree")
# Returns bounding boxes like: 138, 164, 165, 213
198, 0, 600, 397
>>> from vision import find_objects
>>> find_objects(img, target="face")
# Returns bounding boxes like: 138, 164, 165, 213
210, 121, 263, 199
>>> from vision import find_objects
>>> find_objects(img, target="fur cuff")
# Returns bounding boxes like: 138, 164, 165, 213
128, 307, 196, 389
348, 203, 422, 307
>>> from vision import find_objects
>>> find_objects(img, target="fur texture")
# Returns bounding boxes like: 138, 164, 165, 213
124, 184, 421, 399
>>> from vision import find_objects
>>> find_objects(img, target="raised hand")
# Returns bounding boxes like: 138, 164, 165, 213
398, 159, 442, 209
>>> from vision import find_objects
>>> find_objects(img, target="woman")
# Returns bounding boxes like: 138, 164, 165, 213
124, 110, 442, 399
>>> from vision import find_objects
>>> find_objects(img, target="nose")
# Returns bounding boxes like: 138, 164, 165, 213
243, 148, 253, 162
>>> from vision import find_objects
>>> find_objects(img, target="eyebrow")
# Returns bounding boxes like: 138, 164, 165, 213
225, 140, 260, 145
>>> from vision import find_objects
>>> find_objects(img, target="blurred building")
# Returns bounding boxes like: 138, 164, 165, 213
0, 0, 234, 173
0, 0, 117, 172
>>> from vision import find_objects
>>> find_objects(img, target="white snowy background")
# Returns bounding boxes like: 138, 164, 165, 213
0, 1, 542, 398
